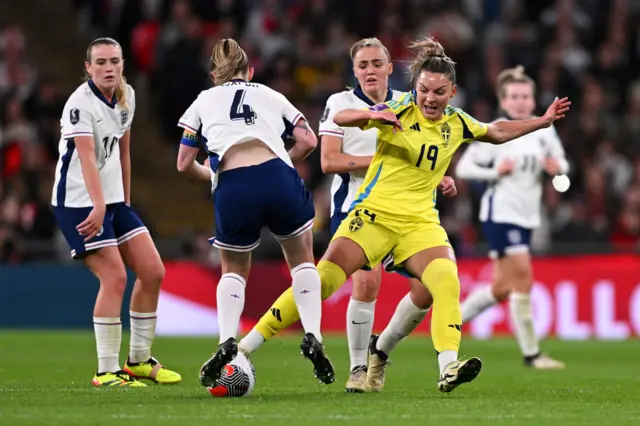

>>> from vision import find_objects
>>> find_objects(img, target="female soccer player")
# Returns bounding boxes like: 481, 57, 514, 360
456, 66, 567, 369
176, 38, 334, 387
324, 37, 570, 393
236, 38, 457, 394
52, 37, 181, 387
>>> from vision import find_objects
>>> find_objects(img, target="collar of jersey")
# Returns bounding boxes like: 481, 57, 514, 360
230, 78, 247, 83
353, 85, 393, 106
88, 79, 117, 109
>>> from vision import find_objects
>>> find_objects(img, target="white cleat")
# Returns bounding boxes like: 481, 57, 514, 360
437, 357, 482, 393
526, 354, 565, 370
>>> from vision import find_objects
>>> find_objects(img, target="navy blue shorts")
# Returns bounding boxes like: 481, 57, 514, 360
54, 202, 147, 258
210, 158, 315, 252
481, 221, 532, 259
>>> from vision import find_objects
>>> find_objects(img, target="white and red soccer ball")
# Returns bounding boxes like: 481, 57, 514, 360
208, 352, 256, 397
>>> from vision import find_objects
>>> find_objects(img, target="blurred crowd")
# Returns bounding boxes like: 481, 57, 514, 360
0, 25, 65, 262
2, 0, 639, 263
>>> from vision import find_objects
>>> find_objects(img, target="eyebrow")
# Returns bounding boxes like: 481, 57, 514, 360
419, 83, 447, 91
358, 59, 384, 64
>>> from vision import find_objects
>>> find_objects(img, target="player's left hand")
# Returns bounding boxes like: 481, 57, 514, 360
438, 176, 457, 197
544, 157, 562, 175
542, 97, 571, 126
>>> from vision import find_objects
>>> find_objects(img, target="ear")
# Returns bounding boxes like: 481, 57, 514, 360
450, 84, 457, 99
84, 61, 91, 77
387, 62, 393, 76
247, 67, 255, 81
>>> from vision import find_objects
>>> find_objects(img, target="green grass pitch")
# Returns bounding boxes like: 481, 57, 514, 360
0, 331, 639, 425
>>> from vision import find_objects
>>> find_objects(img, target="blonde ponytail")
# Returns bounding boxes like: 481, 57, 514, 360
407, 36, 456, 86
209, 38, 250, 86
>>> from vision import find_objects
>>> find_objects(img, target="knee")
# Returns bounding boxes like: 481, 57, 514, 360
409, 281, 433, 309
139, 262, 166, 287
102, 268, 128, 295
352, 272, 380, 302
421, 258, 460, 299
492, 285, 511, 303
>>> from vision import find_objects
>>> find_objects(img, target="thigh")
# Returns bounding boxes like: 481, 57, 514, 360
331, 208, 398, 270
403, 245, 456, 281
212, 173, 263, 252
111, 203, 148, 245
53, 205, 117, 259
393, 222, 454, 273
499, 252, 533, 293
83, 244, 127, 283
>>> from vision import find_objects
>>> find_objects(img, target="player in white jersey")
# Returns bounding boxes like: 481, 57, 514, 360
52, 38, 181, 387
176, 38, 334, 387
456, 66, 567, 369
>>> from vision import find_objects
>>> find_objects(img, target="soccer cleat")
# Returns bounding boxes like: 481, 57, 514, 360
92, 370, 147, 387
345, 365, 368, 393
525, 353, 565, 370
124, 357, 182, 384
199, 337, 238, 387
300, 333, 335, 385
437, 357, 482, 393
366, 334, 390, 392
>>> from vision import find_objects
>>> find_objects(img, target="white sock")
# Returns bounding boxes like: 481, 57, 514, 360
377, 293, 430, 355
291, 263, 323, 343
346, 298, 375, 370
93, 317, 122, 373
438, 350, 458, 374
461, 285, 497, 323
129, 311, 157, 363
509, 292, 540, 357
216, 273, 246, 344
238, 329, 265, 354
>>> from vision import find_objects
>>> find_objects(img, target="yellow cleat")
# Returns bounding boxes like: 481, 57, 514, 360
124, 357, 182, 384
92, 370, 147, 387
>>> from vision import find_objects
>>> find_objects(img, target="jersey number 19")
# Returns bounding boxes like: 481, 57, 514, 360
230, 89, 257, 125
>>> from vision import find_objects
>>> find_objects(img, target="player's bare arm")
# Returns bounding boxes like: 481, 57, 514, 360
320, 135, 372, 174
334, 108, 403, 132
176, 143, 211, 181
288, 119, 317, 163
479, 97, 571, 144
119, 128, 131, 204
74, 135, 106, 240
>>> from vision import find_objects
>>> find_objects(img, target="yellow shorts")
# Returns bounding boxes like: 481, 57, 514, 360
331, 207, 452, 270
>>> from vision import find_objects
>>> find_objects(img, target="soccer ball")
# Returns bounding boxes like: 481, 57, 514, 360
208, 352, 256, 397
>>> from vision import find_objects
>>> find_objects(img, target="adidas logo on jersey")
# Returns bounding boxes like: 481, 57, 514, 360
409, 123, 421, 131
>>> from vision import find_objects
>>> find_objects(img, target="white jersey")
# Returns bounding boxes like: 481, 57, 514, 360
52, 81, 135, 207
455, 118, 569, 228
319, 87, 404, 215
177, 80, 304, 190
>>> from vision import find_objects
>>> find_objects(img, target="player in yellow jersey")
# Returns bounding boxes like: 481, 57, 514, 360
247, 37, 571, 393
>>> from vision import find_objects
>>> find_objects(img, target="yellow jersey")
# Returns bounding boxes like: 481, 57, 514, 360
349, 92, 488, 224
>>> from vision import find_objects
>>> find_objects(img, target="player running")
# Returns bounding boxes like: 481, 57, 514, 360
456, 66, 568, 369
237, 37, 457, 393
176, 38, 334, 387
52, 37, 181, 387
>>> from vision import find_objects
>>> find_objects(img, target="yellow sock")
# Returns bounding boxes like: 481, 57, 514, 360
420, 258, 462, 353
254, 260, 347, 340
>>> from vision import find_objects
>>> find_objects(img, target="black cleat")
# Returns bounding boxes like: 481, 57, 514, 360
199, 337, 238, 387
300, 333, 335, 385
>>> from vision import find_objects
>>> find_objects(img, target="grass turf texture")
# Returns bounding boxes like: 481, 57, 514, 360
0, 331, 639, 425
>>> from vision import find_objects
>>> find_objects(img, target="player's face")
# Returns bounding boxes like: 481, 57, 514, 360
353, 47, 392, 95
415, 71, 456, 121
500, 82, 535, 119
85, 44, 124, 91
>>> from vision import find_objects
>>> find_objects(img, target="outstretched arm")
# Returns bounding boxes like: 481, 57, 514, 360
478, 97, 571, 145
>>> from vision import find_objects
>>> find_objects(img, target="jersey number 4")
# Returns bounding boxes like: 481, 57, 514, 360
102, 136, 119, 159
230, 89, 257, 125
415, 144, 439, 170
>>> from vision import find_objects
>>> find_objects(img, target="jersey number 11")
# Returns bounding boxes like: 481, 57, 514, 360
230, 89, 257, 125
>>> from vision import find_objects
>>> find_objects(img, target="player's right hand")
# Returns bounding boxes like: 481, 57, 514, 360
77, 204, 106, 242
497, 158, 515, 175
542, 97, 571, 126
371, 111, 403, 133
